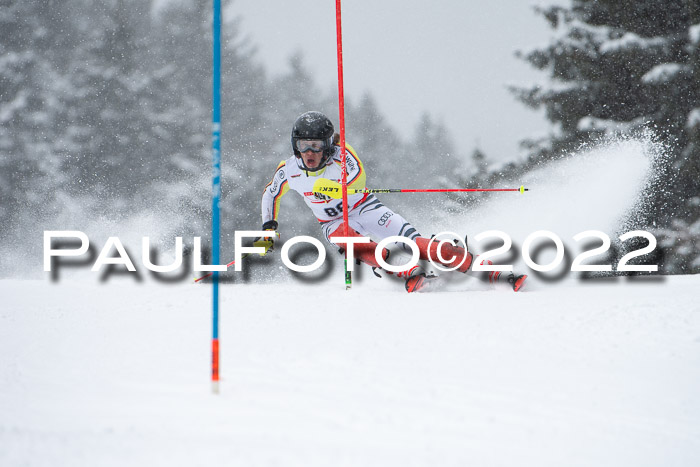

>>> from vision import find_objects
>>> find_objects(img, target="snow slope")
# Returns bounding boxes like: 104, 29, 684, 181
1, 277, 699, 466
2, 137, 699, 466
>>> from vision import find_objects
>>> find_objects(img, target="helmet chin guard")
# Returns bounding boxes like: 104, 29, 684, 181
291, 111, 335, 170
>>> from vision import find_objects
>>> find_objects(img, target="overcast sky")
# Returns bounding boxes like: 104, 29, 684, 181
226, 0, 563, 164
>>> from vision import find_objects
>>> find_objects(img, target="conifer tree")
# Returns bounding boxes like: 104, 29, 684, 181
513, 0, 700, 271
0, 1, 67, 237
58, 0, 159, 205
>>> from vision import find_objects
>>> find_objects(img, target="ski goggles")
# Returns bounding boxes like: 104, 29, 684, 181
296, 139, 326, 153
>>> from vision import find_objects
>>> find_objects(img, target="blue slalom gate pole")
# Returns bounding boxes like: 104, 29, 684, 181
211, 0, 222, 394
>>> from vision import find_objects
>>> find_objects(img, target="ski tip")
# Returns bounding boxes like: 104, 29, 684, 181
519, 185, 528, 194
405, 274, 427, 293
513, 274, 528, 292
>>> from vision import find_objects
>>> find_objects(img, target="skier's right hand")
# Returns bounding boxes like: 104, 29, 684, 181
254, 220, 279, 256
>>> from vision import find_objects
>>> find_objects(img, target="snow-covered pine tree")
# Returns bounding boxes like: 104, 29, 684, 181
57, 0, 162, 209
0, 1, 70, 242
410, 112, 456, 185
512, 0, 700, 273
343, 93, 409, 212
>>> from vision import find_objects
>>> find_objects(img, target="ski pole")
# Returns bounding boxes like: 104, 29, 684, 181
194, 253, 251, 283
312, 178, 528, 199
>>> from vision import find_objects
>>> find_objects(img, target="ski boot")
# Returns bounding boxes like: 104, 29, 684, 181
397, 264, 428, 293
508, 273, 528, 292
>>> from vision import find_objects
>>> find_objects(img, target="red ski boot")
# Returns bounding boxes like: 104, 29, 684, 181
508, 273, 528, 292
397, 265, 428, 293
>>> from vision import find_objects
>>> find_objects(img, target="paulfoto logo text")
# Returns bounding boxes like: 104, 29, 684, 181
43, 229, 659, 280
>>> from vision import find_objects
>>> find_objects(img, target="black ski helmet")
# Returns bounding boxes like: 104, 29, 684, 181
291, 111, 335, 170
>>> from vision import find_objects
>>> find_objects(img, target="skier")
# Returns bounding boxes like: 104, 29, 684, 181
257, 111, 526, 292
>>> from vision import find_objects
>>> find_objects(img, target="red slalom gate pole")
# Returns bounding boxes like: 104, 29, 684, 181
335, 0, 351, 290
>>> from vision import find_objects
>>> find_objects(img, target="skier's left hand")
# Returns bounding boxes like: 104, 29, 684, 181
254, 221, 279, 256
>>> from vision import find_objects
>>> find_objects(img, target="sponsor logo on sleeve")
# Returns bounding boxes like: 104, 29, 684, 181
378, 211, 393, 226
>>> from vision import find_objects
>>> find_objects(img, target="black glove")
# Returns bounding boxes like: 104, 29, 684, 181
254, 220, 279, 256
